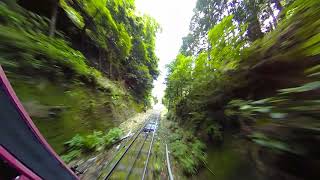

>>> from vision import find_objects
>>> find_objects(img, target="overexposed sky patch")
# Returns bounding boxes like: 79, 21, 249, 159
135, 0, 196, 101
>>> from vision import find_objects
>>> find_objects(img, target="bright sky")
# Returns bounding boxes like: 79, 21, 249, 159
135, 0, 197, 102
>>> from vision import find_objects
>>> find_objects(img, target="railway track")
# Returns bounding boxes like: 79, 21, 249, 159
99, 112, 159, 180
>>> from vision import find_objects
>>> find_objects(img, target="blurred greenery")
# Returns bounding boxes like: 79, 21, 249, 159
0, 0, 157, 155
168, 123, 206, 175
0, 0, 319, 178
0, 0, 159, 106
59, 0, 160, 104
62, 127, 123, 162
7, 76, 137, 154
0, 2, 103, 86
164, 0, 320, 178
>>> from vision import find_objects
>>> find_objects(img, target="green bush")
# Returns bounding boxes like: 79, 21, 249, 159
103, 128, 123, 147
205, 123, 222, 141
63, 128, 123, 162
168, 126, 206, 175
61, 149, 81, 163
82, 131, 104, 151
64, 131, 103, 152
64, 134, 84, 150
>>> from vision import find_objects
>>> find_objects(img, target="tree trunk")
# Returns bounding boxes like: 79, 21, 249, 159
247, 17, 263, 41
49, 1, 58, 37
246, 0, 264, 41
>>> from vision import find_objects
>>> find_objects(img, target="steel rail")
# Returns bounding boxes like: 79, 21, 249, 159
166, 144, 174, 180
141, 115, 159, 180
125, 133, 149, 180
104, 116, 151, 179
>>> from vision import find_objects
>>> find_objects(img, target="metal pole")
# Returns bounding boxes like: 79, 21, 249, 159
166, 144, 174, 180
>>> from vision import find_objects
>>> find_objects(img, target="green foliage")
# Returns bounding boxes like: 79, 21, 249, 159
60, 0, 132, 54
59, 0, 160, 104
82, 131, 104, 151
0, 25, 100, 79
1, 0, 158, 165
164, 15, 246, 135
223, 0, 320, 156
0, 3, 107, 88
64, 131, 102, 152
279, 81, 320, 94
226, 80, 320, 128
165, 0, 319, 129
0, 2, 50, 34
61, 149, 81, 163
168, 125, 206, 175
103, 127, 123, 146
1, 0, 160, 107
205, 122, 223, 141
165, 15, 245, 104
180, 0, 289, 55
64, 134, 84, 150
64, 128, 123, 151
249, 133, 301, 154
152, 141, 163, 176
63, 128, 123, 162
165, 54, 193, 106
165, 3, 319, 179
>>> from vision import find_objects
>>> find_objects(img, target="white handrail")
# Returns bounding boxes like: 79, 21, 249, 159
166, 144, 174, 180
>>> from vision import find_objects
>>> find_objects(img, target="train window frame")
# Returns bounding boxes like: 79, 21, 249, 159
0, 146, 41, 180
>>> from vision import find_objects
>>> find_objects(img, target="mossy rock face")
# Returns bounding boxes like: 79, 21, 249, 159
7, 75, 138, 154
